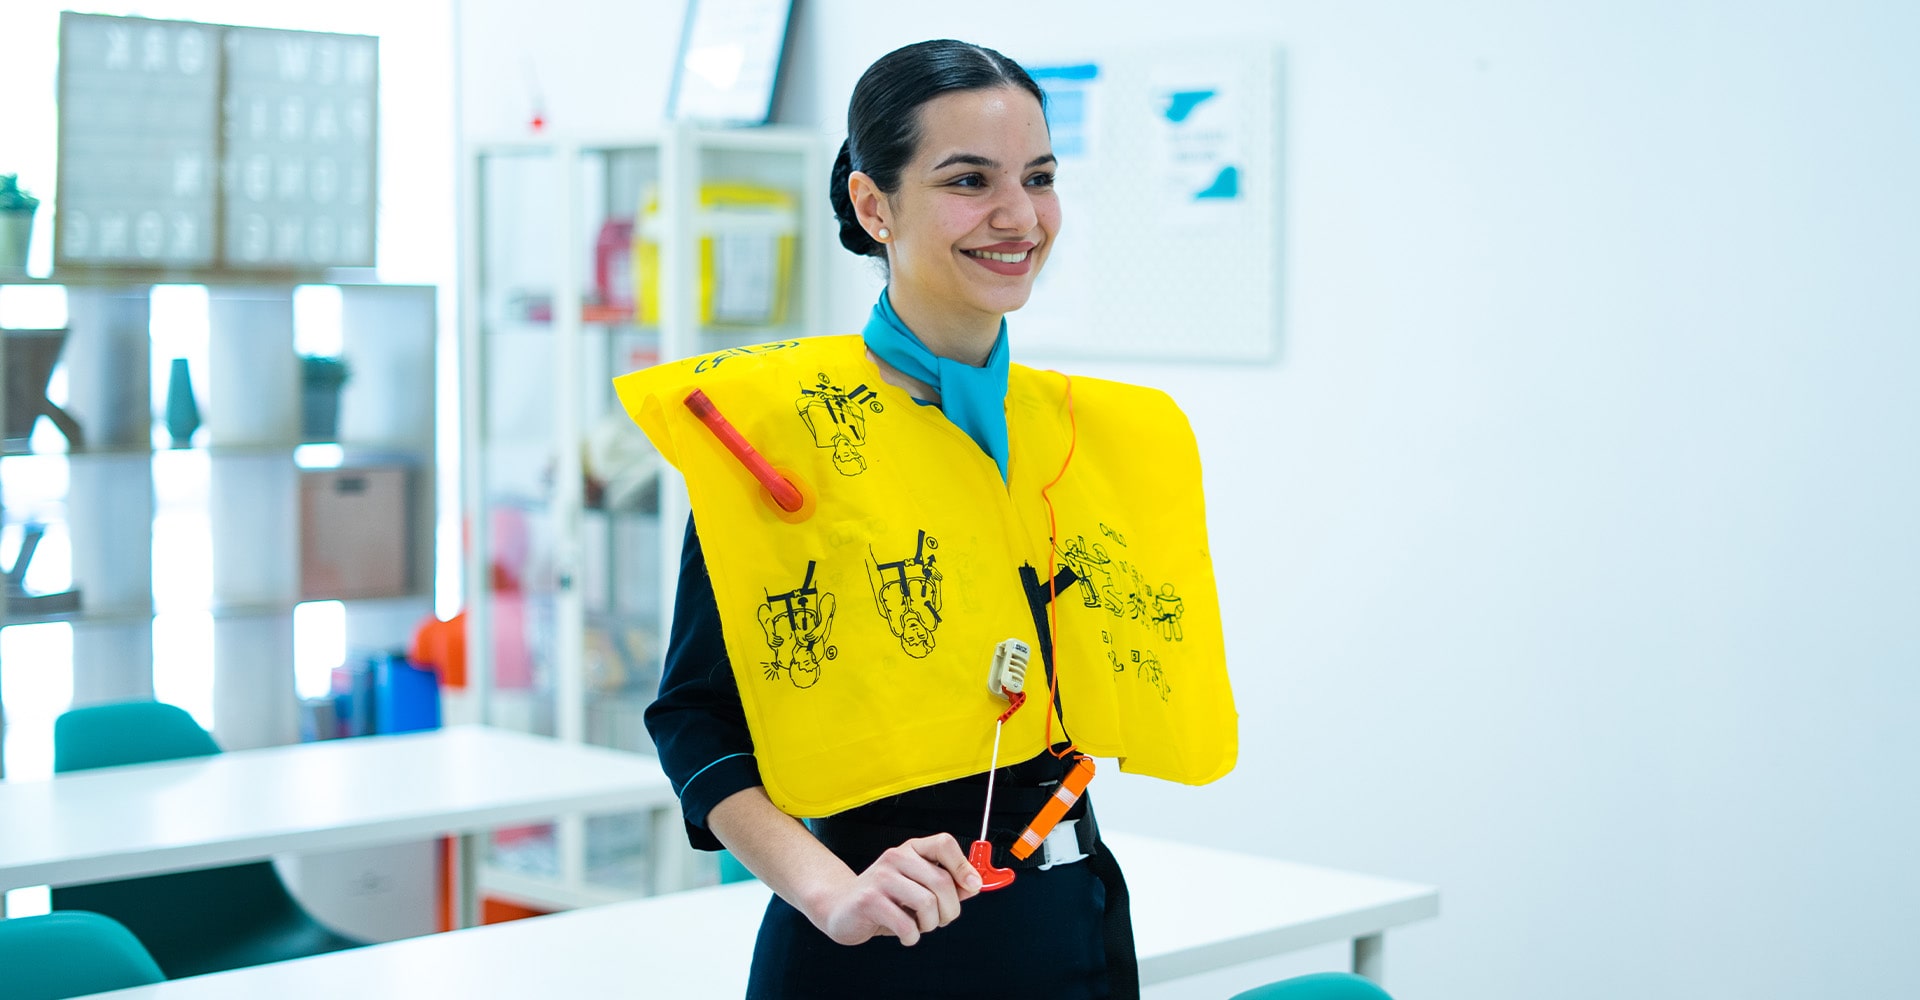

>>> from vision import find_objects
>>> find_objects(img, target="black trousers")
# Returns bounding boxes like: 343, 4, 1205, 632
747, 855, 1109, 999
745, 770, 1134, 999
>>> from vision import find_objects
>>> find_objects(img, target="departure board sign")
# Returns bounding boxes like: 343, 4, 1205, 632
55, 13, 379, 273
221, 26, 378, 268
56, 15, 222, 267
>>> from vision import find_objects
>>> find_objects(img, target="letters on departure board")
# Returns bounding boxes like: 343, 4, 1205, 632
56, 12, 379, 272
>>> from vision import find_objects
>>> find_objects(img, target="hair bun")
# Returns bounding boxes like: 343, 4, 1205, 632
830, 140, 881, 258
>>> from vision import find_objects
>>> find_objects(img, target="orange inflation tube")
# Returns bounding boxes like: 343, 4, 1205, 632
1010, 755, 1096, 862
683, 389, 804, 512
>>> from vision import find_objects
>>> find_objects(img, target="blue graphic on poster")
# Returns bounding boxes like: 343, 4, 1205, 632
1153, 74, 1244, 214
1030, 63, 1099, 160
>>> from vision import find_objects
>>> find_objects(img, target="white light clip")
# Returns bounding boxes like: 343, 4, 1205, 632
987, 638, 1031, 698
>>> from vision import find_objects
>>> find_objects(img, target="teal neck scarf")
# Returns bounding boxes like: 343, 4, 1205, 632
862, 289, 1010, 482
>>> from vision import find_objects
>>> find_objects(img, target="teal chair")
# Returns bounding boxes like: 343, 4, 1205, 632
1230, 972, 1395, 1000
0, 911, 166, 999
53, 699, 221, 772
716, 849, 757, 884
51, 701, 366, 979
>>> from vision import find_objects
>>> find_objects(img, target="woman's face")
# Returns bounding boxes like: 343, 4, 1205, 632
878, 86, 1059, 323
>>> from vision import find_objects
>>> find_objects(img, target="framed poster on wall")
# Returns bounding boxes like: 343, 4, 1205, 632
1016, 43, 1286, 364
665, 0, 796, 126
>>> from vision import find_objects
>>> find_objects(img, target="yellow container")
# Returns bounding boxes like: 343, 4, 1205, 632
637, 182, 798, 328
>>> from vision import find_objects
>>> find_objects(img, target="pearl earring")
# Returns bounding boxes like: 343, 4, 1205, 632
877, 227, 890, 240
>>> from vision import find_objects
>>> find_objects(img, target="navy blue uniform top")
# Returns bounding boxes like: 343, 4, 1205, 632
643, 519, 765, 850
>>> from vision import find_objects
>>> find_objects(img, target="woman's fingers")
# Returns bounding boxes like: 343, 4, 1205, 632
825, 877, 920, 946
823, 833, 992, 947
865, 884, 924, 946
875, 844, 958, 931
904, 847, 964, 924
847, 833, 982, 946
909, 833, 984, 900
876, 867, 941, 935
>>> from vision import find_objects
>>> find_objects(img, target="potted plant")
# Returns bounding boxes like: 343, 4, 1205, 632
300, 354, 352, 442
0, 174, 39, 273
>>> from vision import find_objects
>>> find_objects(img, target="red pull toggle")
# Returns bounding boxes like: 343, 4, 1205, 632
968, 839, 1015, 892
684, 389, 804, 512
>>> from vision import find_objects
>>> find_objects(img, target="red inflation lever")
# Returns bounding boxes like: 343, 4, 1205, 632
684, 389, 804, 513
968, 840, 1015, 892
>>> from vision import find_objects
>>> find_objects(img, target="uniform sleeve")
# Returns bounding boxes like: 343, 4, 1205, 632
643, 516, 763, 851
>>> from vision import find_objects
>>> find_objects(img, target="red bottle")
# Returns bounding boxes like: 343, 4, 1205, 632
594, 217, 637, 315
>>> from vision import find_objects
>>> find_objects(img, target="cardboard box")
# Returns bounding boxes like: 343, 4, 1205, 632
300, 464, 411, 599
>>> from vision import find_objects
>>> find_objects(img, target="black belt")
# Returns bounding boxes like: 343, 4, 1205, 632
811, 782, 1093, 872
810, 778, 1140, 999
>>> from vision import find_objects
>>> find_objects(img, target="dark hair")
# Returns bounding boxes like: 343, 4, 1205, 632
830, 40, 1047, 259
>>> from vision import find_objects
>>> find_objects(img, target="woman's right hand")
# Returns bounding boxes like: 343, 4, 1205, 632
707, 788, 985, 948
812, 833, 984, 947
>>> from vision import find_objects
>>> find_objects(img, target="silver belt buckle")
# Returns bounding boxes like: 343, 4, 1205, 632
1037, 818, 1087, 870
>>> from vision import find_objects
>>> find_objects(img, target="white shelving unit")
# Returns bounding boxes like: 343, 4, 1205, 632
0, 278, 439, 773
459, 125, 827, 909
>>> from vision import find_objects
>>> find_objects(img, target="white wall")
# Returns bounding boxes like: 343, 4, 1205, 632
458, 3, 1920, 997
457, 0, 686, 140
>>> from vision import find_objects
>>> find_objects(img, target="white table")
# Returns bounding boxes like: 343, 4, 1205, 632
86, 833, 1439, 997
0, 725, 677, 925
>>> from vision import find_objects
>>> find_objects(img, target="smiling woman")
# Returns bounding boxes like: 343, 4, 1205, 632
625, 38, 1237, 1000
829, 43, 1059, 363
850, 87, 1059, 353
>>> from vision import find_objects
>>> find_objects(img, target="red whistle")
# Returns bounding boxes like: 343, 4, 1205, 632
684, 389, 805, 512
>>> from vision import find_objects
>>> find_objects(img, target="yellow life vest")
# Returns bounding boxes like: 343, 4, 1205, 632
614, 335, 1236, 817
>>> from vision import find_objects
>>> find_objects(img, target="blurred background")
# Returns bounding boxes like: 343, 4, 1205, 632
3, 2, 1916, 998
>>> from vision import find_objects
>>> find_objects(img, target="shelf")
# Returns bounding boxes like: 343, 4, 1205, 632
485, 301, 798, 339
469, 126, 824, 158
581, 503, 659, 521
582, 604, 661, 628
464, 128, 823, 897
0, 604, 152, 629
210, 593, 434, 617
470, 126, 811, 155
2, 441, 430, 462
1, 278, 440, 763
0, 270, 407, 289
686, 127, 822, 155
2, 446, 154, 461
0, 592, 434, 629
483, 306, 660, 331
581, 303, 638, 325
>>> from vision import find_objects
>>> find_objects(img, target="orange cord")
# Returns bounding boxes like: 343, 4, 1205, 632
1040, 371, 1079, 759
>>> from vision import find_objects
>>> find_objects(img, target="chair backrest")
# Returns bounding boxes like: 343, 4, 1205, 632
54, 701, 221, 772
1230, 972, 1395, 1000
717, 849, 757, 884
48, 700, 363, 977
0, 911, 166, 999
